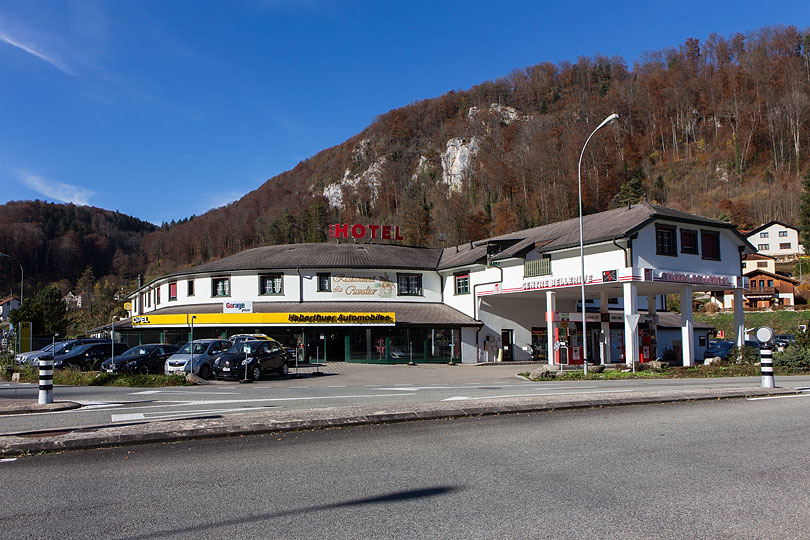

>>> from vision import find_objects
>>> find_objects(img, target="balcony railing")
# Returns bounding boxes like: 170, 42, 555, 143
743, 287, 777, 298
524, 258, 551, 278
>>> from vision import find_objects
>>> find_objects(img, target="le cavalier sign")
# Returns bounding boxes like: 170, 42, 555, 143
329, 223, 404, 241
131, 312, 396, 326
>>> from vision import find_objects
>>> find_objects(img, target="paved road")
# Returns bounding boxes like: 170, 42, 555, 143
2, 395, 809, 539
2, 364, 809, 434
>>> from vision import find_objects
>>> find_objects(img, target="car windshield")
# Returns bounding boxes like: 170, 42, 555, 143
227, 343, 260, 354
178, 342, 209, 355
121, 346, 151, 357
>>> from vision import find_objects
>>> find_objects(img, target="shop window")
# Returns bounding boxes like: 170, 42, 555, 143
212, 277, 231, 297
760, 232, 769, 238
260, 274, 283, 295
779, 230, 788, 237
169, 282, 177, 301
397, 273, 422, 296
701, 230, 720, 260
758, 243, 769, 251
317, 273, 331, 292
454, 273, 470, 295
187, 279, 195, 296
655, 224, 677, 256
780, 242, 792, 250
681, 229, 698, 254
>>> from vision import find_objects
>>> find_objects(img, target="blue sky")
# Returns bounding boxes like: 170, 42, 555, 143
1, 1, 807, 225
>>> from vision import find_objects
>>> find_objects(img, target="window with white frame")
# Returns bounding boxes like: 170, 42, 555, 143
454, 273, 470, 295
779, 230, 788, 237
758, 243, 769, 251
780, 242, 792, 250
760, 232, 769, 238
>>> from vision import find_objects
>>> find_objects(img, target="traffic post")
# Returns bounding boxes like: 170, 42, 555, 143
38, 357, 54, 404
755, 326, 775, 389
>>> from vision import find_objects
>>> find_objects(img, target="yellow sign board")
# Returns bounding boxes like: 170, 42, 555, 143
124, 302, 132, 311
19, 321, 32, 353
131, 312, 396, 327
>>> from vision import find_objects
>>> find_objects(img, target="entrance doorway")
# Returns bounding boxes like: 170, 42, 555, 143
501, 329, 514, 361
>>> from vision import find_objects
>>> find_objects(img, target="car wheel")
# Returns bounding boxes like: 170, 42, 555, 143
198, 364, 211, 379
139, 365, 149, 375
251, 365, 261, 381
277, 362, 289, 377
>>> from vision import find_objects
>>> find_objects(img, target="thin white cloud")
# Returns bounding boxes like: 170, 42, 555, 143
18, 171, 95, 206
0, 27, 74, 75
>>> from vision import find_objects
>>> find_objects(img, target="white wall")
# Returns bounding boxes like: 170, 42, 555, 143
634, 221, 742, 276
657, 327, 711, 362
747, 224, 803, 258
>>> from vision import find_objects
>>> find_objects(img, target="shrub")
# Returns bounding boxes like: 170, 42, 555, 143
703, 302, 720, 314
774, 346, 810, 370
728, 346, 760, 365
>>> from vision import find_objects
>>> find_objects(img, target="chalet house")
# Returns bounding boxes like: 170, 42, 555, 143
746, 221, 804, 261
741, 253, 775, 275
0, 297, 20, 320
712, 269, 798, 310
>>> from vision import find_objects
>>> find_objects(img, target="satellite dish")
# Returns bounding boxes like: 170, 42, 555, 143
755, 326, 774, 344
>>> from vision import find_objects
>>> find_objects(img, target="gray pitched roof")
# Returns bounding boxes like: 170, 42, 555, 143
175, 243, 443, 277
437, 202, 752, 269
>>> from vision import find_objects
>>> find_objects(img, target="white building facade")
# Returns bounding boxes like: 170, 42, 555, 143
121, 203, 752, 367
746, 221, 804, 261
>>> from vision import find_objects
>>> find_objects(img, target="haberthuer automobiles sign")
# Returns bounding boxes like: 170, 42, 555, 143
131, 312, 396, 326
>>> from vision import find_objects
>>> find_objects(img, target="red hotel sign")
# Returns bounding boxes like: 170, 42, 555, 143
329, 223, 404, 241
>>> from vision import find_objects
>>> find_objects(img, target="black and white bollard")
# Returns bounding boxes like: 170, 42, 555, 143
38, 357, 54, 404
760, 345, 775, 389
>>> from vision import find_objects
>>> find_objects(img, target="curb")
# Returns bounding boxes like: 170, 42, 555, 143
0, 386, 798, 457
0, 401, 82, 416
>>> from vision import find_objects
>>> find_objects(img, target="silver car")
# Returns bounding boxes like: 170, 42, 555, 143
164, 339, 230, 379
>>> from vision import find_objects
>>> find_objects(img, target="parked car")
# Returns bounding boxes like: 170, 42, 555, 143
704, 340, 735, 360
39, 341, 129, 370
228, 333, 273, 345
213, 339, 289, 380
101, 344, 180, 375
15, 342, 57, 365
30, 338, 111, 367
774, 334, 795, 350
164, 339, 230, 378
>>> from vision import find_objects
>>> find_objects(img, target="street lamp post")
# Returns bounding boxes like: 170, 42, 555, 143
577, 113, 619, 375
111, 315, 119, 369
189, 315, 197, 376
0, 252, 23, 305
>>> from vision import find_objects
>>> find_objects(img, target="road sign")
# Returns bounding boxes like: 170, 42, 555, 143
626, 314, 640, 332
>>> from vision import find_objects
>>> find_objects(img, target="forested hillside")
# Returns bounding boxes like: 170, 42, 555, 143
140, 25, 810, 278
3, 25, 810, 294
0, 201, 154, 291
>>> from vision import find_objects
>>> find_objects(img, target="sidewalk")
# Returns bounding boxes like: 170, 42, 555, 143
0, 383, 798, 457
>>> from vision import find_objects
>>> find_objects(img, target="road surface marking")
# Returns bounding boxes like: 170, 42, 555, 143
376, 386, 454, 391
1, 458, 18, 463
746, 394, 810, 401
129, 390, 240, 395
111, 413, 146, 422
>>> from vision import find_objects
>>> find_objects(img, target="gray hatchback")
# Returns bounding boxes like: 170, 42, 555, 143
164, 339, 230, 379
